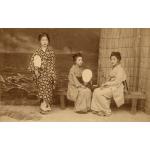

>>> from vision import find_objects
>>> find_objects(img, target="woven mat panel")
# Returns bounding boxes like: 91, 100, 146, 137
98, 29, 138, 91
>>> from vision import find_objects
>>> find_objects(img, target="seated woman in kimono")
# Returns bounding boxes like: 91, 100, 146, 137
91, 52, 126, 116
67, 53, 92, 113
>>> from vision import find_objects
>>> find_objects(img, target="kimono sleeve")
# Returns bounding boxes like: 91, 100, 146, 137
28, 49, 40, 72
28, 54, 35, 72
68, 67, 82, 88
28, 54, 40, 72
106, 68, 126, 86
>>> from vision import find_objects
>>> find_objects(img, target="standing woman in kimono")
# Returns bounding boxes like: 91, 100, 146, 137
67, 53, 92, 113
28, 33, 56, 114
91, 52, 126, 116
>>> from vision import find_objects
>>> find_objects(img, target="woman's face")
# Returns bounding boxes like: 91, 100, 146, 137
75, 57, 83, 66
40, 36, 49, 47
110, 56, 119, 67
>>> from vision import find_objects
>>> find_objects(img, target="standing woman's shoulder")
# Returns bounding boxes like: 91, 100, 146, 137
32, 48, 41, 56
48, 46, 55, 55
49, 46, 54, 52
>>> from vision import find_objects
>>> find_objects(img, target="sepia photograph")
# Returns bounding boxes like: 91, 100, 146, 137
1, 0, 150, 150
0, 28, 149, 122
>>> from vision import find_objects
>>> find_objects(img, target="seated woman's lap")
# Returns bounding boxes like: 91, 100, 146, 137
94, 87, 112, 99
78, 87, 91, 94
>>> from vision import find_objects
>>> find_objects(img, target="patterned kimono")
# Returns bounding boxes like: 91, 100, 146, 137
28, 47, 56, 107
91, 64, 126, 114
67, 65, 92, 112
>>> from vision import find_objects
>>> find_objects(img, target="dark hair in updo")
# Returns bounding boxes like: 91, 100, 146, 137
38, 33, 50, 42
72, 53, 82, 62
110, 52, 121, 61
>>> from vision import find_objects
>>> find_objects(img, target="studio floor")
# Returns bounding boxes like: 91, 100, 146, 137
0, 105, 149, 122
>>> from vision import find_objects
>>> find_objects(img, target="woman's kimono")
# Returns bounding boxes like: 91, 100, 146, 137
67, 65, 92, 112
91, 64, 126, 114
28, 47, 56, 108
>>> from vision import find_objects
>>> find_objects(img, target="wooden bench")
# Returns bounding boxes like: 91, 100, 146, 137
0, 83, 146, 113
54, 88, 146, 114
54, 85, 147, 113
125, 91, 146, 114
55, 88, 67, 109
123, 81, 146, 114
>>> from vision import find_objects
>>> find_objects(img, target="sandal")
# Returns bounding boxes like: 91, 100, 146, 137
92, 110, 98, 114
97, 111, 105, 116
40, 109, 51, 115
103, 112, 112, 117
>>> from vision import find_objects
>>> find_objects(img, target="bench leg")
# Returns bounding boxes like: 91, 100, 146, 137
139, 99, 145, 112
131, 99, 137, 114
60, 95, 66, 109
